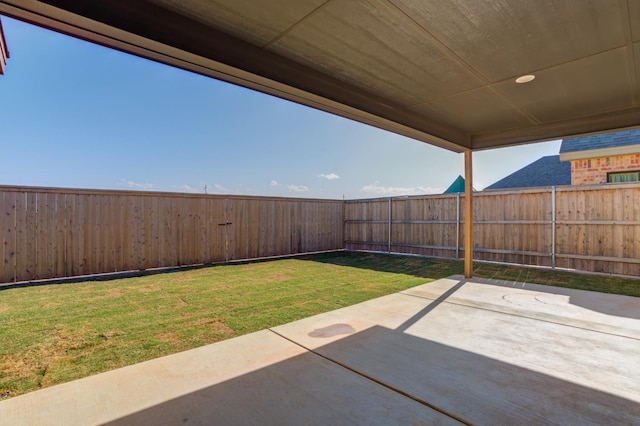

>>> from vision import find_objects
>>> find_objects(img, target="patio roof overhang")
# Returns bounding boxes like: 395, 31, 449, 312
1, 0, 639, 153
2, 0, 639, 278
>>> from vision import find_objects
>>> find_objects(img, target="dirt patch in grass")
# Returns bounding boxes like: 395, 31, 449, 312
195, 318, 236, 335
137, 284, 161, 293
0, 354, 44, 386
158, 332, 181, 344
0, 326, 98, 393
263, 272, 294, 282
99, 330, 126, 340
107, 288, 126, 297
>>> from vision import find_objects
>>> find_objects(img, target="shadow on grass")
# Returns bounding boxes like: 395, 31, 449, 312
306, 251, 640, 311
300, 251, 463, 281
472, 262, 640, 299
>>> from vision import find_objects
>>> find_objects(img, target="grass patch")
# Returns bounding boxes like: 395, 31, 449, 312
1, 251, 637, 398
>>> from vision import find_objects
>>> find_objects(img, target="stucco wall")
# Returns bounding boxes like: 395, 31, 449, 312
571, 153, 640, 185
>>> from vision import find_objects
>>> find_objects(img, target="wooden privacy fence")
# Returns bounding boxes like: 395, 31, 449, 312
0, 186, 344, 283
345, 183, 640, 276
2, 183, 639, 283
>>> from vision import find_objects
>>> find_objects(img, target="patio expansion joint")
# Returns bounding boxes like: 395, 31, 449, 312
267, 328, 472, 426
397, 291, 640, 342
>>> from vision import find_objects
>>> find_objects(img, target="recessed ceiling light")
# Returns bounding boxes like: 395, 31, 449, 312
515, 74, 535, 84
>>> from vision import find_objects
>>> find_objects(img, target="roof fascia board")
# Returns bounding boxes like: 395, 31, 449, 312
0, 16, 8, 74
559, 144, 640, 161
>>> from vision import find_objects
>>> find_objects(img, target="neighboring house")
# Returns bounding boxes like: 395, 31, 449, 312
0, 17, 8, 75
442, 175, 476, 194
484, 155, 571, 190
559, 128, 640, 185
443, 175, 465, 193
485, 128, 640, 190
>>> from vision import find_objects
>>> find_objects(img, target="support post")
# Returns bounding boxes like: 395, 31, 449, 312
464, 150, 474, 278
551, 186, 556, 268
456, 192, 460, 259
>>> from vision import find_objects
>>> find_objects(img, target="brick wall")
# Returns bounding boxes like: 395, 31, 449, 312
571, 153, 640, 185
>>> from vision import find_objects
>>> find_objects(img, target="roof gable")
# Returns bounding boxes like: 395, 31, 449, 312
485, 155, 571, 190
443, 175, 465, 193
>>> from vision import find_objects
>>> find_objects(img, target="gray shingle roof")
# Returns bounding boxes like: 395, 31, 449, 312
484, 155, 570, 190
560, 128, 640, 153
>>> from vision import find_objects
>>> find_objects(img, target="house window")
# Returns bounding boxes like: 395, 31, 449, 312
607, 171, 640, 183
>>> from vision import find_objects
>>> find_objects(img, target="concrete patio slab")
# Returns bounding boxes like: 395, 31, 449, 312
273, 276, 640, 424
1, 276, 639, 425
401, 275, 640, 338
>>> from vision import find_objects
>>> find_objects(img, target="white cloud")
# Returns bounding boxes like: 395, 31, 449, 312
318, 173, 340, 180
287, 184, 309, 193
360, 181, 443, 196
213, 183, 229, 193
270, 180, 278, 186
122, 180, 153, 191
172, 184, 198, 193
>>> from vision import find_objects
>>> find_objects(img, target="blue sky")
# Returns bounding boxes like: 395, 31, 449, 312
0, 16, 561, 199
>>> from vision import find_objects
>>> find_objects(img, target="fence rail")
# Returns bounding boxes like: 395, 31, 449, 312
0, 186, 344, 283
345, 183, 640, 276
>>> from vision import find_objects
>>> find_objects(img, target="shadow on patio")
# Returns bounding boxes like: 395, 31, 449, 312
106, 325, 640, 425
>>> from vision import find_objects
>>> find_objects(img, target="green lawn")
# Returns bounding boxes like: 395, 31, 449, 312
1, 251, 637, 399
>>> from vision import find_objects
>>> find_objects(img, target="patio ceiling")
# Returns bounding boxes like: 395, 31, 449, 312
1, 0, 640, 152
